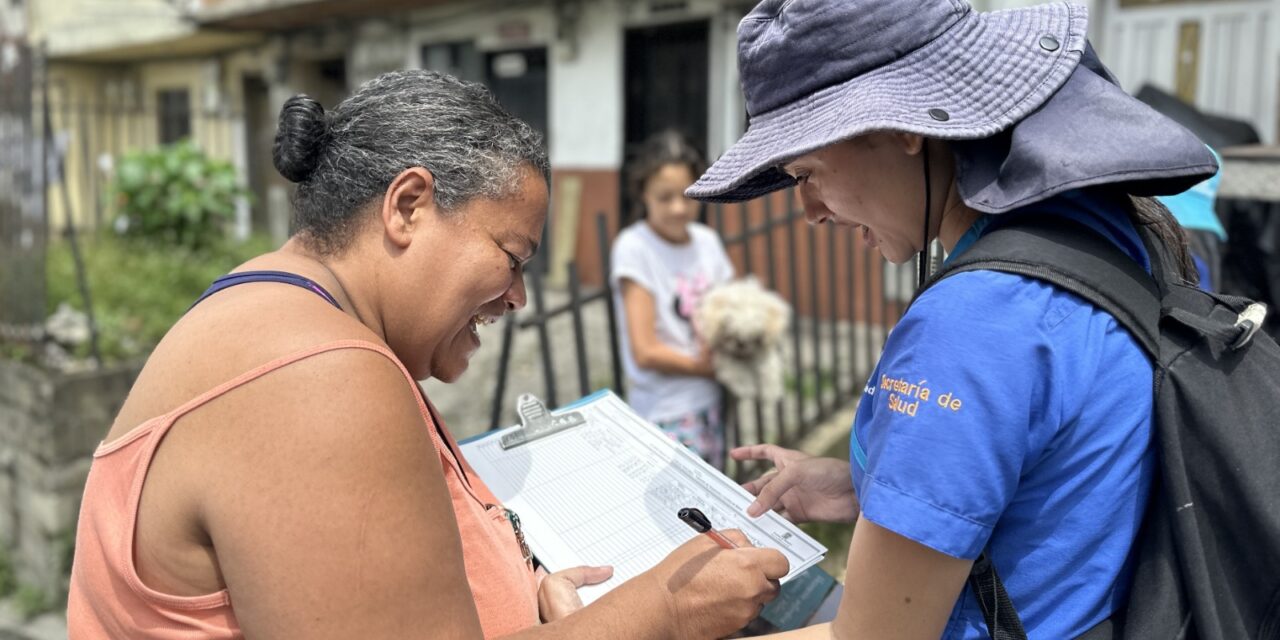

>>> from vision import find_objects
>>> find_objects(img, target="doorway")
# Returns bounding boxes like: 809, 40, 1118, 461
622, 20, 709, 221
242, 74, 272, 234
485, 47, 549, 144
624, 20, 709, 156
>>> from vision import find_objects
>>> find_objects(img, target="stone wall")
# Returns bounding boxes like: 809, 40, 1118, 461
0, 359, 141, 600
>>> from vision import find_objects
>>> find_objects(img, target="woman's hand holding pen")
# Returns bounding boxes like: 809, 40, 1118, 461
642, 531, 788, 639
732, 444, 858, 524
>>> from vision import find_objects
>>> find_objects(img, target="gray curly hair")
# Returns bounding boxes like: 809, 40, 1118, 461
273, 69, 549, 254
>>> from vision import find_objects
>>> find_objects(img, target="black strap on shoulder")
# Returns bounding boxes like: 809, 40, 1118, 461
970, 552, 1028, 640
918, 215, 1162, 360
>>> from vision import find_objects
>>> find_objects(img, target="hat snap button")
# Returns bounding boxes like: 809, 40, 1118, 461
1039, 35, 1060, 52
928, 108, 950, 122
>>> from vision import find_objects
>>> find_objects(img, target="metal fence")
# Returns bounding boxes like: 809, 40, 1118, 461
41, 94, 245, 234
488, 193, 918, 477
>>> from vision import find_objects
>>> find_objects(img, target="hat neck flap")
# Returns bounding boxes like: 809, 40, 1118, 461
953, 43, 1218, 214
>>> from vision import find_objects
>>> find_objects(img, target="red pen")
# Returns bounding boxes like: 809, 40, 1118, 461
678, 507, 739, 549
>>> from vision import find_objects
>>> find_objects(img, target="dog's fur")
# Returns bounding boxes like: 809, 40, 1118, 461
695, 278, 791, 401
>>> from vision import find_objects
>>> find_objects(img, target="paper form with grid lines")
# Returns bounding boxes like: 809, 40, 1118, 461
460, 390, 827, 605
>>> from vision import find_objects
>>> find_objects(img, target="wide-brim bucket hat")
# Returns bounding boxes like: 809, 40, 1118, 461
688, 0, 1218, 212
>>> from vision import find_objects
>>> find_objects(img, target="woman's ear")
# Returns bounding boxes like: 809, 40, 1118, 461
379, 167, 438, 249
893, 132, 926, 157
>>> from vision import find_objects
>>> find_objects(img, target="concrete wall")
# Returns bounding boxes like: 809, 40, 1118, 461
0, 359, 141, 600
403, 0, 748, 284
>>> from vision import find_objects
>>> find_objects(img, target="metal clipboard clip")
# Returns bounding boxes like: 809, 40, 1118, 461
499, 394, 587, 450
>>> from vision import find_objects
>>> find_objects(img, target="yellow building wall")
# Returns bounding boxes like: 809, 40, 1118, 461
44, 58, 250, 233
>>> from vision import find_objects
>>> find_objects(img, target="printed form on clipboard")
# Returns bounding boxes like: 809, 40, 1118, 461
459, 390, 827, 605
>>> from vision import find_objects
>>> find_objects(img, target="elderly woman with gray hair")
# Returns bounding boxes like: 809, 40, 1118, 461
691, 0, 1221, 639
66, 70, 787, 639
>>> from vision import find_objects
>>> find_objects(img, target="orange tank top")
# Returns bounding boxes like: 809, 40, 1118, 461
67, 340, 540, 639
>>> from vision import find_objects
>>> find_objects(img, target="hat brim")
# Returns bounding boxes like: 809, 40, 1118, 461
688, 2, 1087, 203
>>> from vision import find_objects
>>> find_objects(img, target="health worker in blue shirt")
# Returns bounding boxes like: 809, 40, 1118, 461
685, 1, 1219, 639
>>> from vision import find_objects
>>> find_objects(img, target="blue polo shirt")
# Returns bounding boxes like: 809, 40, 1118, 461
849, 192, 1155, 639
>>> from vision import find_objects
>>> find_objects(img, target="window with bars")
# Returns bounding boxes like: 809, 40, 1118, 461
157, 88, 192, 144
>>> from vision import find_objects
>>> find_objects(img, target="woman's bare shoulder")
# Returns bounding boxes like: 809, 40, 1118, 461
107, 282, 391, 442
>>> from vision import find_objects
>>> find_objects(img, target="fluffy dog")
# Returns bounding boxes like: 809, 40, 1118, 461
695, 278, 791, 401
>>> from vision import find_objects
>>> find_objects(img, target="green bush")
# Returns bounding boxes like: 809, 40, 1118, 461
14, 584, 50, 620
46, 234, 275, 362
112, 141, 249, 250
0, 547, 15, 598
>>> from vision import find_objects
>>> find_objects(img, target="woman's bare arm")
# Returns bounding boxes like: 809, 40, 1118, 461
620, 279, 714, 378
202, 348, 782, 639
205, 348, 491, 638
761, 515, 972, 640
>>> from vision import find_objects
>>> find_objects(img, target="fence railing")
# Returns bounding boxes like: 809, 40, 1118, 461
488, 193, 918, 478
41, 96, 245, 234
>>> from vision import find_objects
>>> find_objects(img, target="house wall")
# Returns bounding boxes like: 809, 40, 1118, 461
406, 0, 746, 285
1098, 0, 1279, 142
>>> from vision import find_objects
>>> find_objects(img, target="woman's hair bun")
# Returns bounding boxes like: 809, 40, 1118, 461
273, 94, 329, 183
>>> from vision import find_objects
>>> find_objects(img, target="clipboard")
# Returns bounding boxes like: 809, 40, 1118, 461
459, 390, 828, 605
498, 394, 587, 450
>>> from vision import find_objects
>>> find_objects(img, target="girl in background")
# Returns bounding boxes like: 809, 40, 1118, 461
611, 131, 735, 468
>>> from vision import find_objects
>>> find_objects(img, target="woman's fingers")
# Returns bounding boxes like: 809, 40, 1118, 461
538, 565, 614, 622
739, 547, 791, 581
720, 528, 751, 547
742, 470, 778, 496
747, 468, 800, 517
552, 565, 614, 587
730, 443, 787, 462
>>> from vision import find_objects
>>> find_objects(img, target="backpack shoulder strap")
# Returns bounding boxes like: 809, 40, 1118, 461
922, 215, 1162, 360
970, 551, 1030, 640
928, 215, 1163, 640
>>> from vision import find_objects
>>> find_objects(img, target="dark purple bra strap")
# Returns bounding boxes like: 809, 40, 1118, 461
190, 270, 343, 312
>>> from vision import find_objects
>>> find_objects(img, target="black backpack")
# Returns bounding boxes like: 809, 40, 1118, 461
917, 215, 1280, 640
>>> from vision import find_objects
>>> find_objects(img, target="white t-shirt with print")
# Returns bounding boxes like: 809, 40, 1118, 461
610, 222, 734, 423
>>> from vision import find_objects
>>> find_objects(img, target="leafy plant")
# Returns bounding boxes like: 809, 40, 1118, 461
14, 584, 50, 620
112, 141, 249, 250
0, 341, 36, 364
54, 528, 76, 588
0, 547, 15, 598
